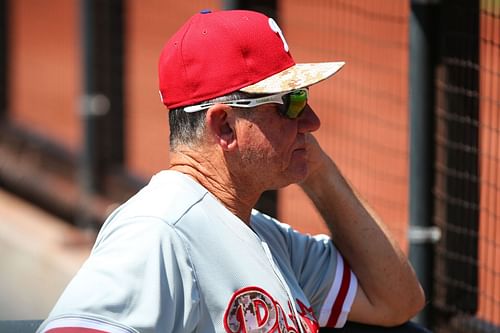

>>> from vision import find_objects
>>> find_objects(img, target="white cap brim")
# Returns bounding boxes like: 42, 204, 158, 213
239, 61, 345, 94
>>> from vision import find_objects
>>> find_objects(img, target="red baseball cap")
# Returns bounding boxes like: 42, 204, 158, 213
158, 9, 345, 109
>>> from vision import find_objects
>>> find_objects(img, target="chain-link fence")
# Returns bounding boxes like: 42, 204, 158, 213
433, 0, 499, 331
0, 1, 499, 331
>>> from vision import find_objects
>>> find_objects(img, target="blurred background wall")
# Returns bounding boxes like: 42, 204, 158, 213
0, 1, 498, 332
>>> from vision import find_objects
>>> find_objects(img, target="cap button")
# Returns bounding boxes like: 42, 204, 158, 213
200, 9, 212, 14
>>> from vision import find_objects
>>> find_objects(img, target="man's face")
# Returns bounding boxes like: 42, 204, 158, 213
232, 103, 321, 190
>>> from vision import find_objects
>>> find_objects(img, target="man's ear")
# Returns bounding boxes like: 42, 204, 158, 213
206, 104, 237, 151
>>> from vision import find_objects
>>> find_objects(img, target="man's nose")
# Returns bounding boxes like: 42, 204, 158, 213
298, 105, 321, 133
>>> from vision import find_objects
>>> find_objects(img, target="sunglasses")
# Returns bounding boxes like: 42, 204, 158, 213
183, 88, 309, 119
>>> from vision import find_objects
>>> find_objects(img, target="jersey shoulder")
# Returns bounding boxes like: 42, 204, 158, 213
108, 170, 208, 225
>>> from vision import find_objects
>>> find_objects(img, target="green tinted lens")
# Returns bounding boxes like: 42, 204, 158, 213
284, 89, 308, 119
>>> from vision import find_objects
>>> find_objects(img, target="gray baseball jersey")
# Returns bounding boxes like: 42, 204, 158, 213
37, 170, 357, 333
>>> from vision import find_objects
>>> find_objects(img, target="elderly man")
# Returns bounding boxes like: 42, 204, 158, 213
38, 9, 425, 333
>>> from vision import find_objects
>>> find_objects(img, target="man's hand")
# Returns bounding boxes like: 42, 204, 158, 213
302, 133, 327, 182
300, 134, 425, 326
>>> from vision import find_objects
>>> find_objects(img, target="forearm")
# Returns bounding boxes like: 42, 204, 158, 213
301, 153, 424, 325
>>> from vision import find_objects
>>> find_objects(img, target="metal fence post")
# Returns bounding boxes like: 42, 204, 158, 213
433, 0, 480, 322
222, 0, 241, 9
79, 0, 100, 229
79, 0, 124, 228
223, 0, 277, 19
408, 0, 441, 327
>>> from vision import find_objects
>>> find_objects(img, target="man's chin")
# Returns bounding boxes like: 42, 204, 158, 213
275, 167, 309, 189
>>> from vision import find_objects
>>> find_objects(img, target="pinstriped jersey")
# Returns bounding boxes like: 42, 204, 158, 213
37, 170, 357, 333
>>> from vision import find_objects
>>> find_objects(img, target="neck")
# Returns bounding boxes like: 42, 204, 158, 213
169, 149, 261, 224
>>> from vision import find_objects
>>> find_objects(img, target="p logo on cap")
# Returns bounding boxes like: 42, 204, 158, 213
268, 18, 289, 53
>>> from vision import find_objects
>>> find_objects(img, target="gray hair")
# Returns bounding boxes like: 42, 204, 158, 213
168, 91, 257, 151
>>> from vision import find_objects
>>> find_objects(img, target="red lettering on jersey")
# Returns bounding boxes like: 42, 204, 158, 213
224, 286, 278, 333
297, 299, 317, 322
254, 298, 270, 327
274, 301, 298, 333
296, 298, 319, 332
224, 286, 320, 333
